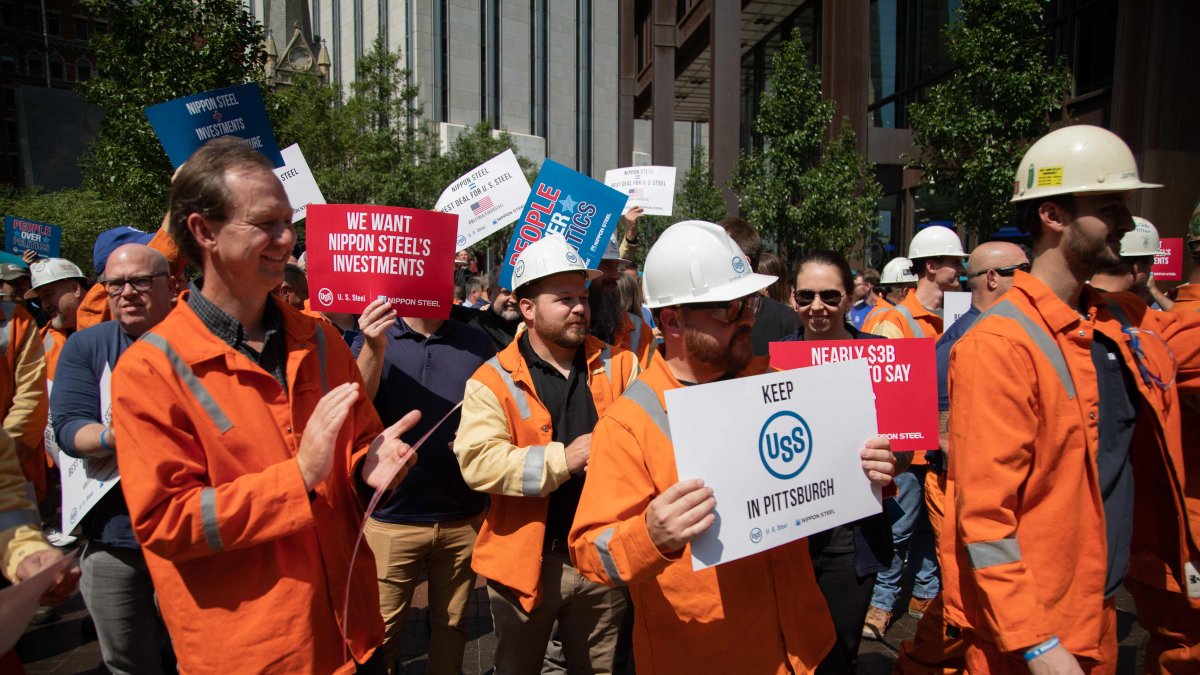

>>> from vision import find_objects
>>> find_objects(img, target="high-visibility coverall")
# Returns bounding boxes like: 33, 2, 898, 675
612, 311, 654, 365
569, 354, 837, 674
453, 334, 638, 613
863, 289, 942, 341
76, 227, 185, 331
39, 326, 66, 469
1173, 283, 1200, 313
942, 272, 1200, 670
0, 301, 47, 502
113, 295, 386, 674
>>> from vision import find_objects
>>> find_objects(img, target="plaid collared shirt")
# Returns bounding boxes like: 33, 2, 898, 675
187, 282, 289, 391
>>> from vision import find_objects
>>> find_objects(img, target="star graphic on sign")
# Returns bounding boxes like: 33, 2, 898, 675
560, 195, 578, 214
213, 111, 223, 122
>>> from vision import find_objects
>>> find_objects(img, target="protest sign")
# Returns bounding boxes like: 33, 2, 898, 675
603, 165, 676, 216
273, 144, 325, 221
145, 83, 283, 168
305, 204, 457, 317
665, 359, 882, 570
770, 337, 938, 452
943, 291, 972, 332
434, 149, 531, 250
499, 160, 627, 289
1153, 238, 1184, 281
4, 215, 61, 258
60, 365, 120, 535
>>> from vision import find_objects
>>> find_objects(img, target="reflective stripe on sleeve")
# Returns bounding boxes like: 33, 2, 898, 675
482, 357, 531, 420
978, 300, 1077, 399
893, 303, 926, 338
595, 527, 627, 585
629, 314, 643, 353
42, 332, 55, 353
199, 487, 224, 552
600, 345, 612, 382
623, 380, 671, 442
140, 333, 235, 432
0, 301, 14, 352
0, 507, 40, 531
966, 536, 1021, 569
522, 445, 547, 496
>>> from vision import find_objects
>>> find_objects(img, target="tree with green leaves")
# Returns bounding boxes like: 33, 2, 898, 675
79, 0, 266, 227
0, 187, 133, 276
630, 145, 728, 266
732, 34, 881, 263
908, 0, 1071, 241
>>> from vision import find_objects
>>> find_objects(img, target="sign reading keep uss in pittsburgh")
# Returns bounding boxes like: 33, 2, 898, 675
664, 359, 883, 570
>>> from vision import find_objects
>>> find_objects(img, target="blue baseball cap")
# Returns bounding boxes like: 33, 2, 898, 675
94, 227, 155, 277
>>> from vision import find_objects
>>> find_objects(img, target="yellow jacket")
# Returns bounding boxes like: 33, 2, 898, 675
0, 302, 48, 499
0, 427, 50, 581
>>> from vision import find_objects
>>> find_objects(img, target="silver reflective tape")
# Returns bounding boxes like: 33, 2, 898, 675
0, 507, 39, 531
522, 445, 546, 497
893, 303, 926, 338
314, 325, 329, 394
42, 332, 55, 353
141, 333, 235, 432
600, 345, 612, 382
629, 314, 642, 354
623, 380, 670, 442
199, 487, 223, 552
980, 301, 1076, 399
966, 536, 1022, 569
595, 527, 626, 585
0, 301, 13, 352
483, 357, 531, 420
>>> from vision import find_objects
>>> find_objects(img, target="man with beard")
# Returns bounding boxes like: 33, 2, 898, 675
592, 239, 653, 363
941, 125, 1200, 674
452, 267, 521, 354
454, 233, 639, 673
568, 220, 897, 674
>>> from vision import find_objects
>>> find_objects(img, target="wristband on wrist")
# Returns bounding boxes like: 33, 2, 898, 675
98, 427, 113, 453
1023, 636, 1060, 662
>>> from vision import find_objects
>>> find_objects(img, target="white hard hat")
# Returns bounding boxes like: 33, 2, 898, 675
642, 220, 776, 309
601, 236, 630, 264
879, 257, 918, 285
25, 257, 85, 299
511, 233, 602, 293
297, 251, 307, 271
1011, 124, 1161, 203
908, 225, 967, 260
1120, 217, 1160, 257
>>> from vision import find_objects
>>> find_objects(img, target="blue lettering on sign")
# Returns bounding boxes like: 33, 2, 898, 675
758, 410, 813, 479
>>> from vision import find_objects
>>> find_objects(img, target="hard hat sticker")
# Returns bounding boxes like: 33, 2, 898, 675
732, 256, 747, 274
1036, 166, 1064, 187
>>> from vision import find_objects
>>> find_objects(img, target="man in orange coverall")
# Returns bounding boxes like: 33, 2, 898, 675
112, 136, 420, 673
569, 219, 898, 674
941, 124, 1200, 675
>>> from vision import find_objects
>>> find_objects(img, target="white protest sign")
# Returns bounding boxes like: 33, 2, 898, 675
943, 292, 972, 332
665, 359, 882, 570
434, 149, 531, 250
603, 166, 677, 216
273, 144, 326, 221
59, 364, 121, 535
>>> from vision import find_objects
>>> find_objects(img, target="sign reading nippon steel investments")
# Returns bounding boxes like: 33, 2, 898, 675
664, 359, 882, 570
144, 83, 284, 168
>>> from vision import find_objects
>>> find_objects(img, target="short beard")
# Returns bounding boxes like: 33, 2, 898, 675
492, 303, 520, 322
683, 322, 753, 375
1064, 221, 1117, 280
588, 283, 624, 344
534, 312, 588, 349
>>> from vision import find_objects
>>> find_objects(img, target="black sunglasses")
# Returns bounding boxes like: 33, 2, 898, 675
972, 262, 1031, 278
683, 293, 762, 323
792, 289, 845, 307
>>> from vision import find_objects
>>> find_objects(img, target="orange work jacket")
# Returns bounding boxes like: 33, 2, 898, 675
0, 302, 47, 499
612, 312, 654, 365
112, 293, 385, 674
454, 334, 638, 612
569, 354, 837, 674
39, 326, 67, 468
77, 227, 186, 331
862, 296, 893, 330
864, 289, 943, 339
1173, 283, 1200, 313
942, 272, 1200, 658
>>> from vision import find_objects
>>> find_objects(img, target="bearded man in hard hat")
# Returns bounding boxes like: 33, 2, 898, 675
1089, 217, 1173, 308
595, 238, 653, 364
454, 233, 640, 673
940, 124, 1200, 674
568, 220, 897, 674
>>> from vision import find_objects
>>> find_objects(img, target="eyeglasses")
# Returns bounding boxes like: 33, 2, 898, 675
792, 289, 845, 308
102, 273, 167, 297
683, 293, 762, 324
972, 262, 1031, 278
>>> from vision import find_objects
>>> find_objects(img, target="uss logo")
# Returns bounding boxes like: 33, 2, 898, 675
758, 410, 813, 479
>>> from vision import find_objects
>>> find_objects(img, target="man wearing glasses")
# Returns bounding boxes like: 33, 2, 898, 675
569, 220, 897, 674
51, 243, 176, 673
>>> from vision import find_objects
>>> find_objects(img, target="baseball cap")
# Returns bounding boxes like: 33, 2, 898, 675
24, 258, 86, 299
94, 226, 155, 277
0, 263, 30, 281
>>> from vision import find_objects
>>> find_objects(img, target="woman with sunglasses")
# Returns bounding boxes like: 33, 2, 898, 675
779, 250, 894, 674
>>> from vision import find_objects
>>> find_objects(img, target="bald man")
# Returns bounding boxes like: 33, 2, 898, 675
894, 241, 1028, 674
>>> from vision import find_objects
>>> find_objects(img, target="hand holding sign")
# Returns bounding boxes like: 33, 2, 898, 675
646, 479, 717, 554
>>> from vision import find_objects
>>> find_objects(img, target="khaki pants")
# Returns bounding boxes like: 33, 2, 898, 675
364, 514, 483, 675
487, 551, 627, 675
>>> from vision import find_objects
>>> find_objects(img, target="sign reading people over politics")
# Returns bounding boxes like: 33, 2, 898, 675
499, 160, 627, 289
273, 144, 326, 221
603, 166, 677, 216
434, 149, 532, 251
665, 359, 882, 570
305, 204, 457, 318
770, 338, 937, 453
145, 83, 284, 168
1152, 238, 1184, 281
4, 215, 61, 258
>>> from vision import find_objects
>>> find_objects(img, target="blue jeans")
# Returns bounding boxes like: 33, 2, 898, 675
870, 466, 940, 612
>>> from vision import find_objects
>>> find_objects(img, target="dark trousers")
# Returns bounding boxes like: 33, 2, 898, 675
812, 548, 877, 675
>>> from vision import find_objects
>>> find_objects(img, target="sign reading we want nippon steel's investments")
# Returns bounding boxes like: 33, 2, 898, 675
305, 204, 457, 318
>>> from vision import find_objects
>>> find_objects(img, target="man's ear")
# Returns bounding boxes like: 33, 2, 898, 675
188, 213, 218, 253
1039, 201, 1069, 236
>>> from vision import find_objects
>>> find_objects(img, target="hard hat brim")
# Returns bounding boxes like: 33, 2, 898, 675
1010, 180, 1163, 203
512, 267, 604, 292
645, 272, 777, 309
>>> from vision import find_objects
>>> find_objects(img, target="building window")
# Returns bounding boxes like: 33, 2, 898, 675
0, 6, 14, 28
480, 0, 501, 127
1048, 0, 1117, 96
433, 0, 448, 123
531, 0, 548, 139
576, 0, 592, 174
75, 17, 88, 41
94, 20, 107, 34
45, 12, 59, 35
76, 58, 92, 81
868, 0, 961, 129
0, 51, 15, 74
739, 1, 822, 152
48, 54, 64, 80
26, 51, 43, 78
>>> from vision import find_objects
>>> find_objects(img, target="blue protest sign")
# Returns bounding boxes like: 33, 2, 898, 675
499, 160, 628, 289
144, 83, 284, 168
4, 215, 62, 258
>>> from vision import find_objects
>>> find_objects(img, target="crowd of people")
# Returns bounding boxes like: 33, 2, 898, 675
0, 123, 1197, 675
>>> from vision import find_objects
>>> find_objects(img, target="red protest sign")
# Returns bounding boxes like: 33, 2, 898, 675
1153, 238, 1184, 281
305, 204, 456, 318
769, 338, 938, 452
